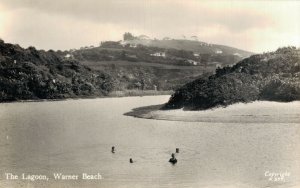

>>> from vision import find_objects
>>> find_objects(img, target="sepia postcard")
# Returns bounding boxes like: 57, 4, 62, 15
0, 0, 299, 187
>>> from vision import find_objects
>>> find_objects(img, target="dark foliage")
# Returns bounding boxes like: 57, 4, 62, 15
164, 47, 300, 110
0, 40, 114, 102
123, 32, 135, 41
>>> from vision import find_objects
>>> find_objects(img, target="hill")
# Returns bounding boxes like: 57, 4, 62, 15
124, 38, 253, 57
66, 44, 215, 91
163, 47, 300, 110
59, 33, 253, 91
0, 33, 255, 101
0, 39, 114, 102
122, 32, 253, 57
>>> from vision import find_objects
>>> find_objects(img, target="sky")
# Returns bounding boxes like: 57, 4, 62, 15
0, 0, 299, 53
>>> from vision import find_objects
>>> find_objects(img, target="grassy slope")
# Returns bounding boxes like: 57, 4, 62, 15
81, 60, 214, 91
69, 40, 252, 91
125, 39, 253, 57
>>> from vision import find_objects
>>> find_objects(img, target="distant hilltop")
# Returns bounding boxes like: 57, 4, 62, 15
163, 46, 300, 110
123, 32, 203, 41
64, 32, 253, 69
120, 32, 253, 58
61, 33, 254, 92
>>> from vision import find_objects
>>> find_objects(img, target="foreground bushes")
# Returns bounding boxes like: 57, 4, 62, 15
0, 40, 114, 101
164, 47, 300, 110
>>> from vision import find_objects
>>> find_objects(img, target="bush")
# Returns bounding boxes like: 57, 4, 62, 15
260, 79, 300, 101
164, 47, 300, 110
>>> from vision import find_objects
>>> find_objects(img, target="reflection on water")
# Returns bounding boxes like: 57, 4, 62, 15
0, 96, 299, 188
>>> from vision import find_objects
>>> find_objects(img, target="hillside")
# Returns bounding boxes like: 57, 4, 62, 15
0, 33, 255, 101
69, 39, 249, 67
124, 38, 253, 57
122, 32, 253, 57
69, 44, 215, 91
163, 47, 300, 110
59, 33, 253, 91
0, 40, 114, 101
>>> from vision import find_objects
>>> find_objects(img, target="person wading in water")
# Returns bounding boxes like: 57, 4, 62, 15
169, 153, 177, 164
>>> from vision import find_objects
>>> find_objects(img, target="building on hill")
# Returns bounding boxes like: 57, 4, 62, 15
187, 59, 199, 65
64, 54, 74, 59
138, 35, 150, 40
150, 52, 166, 57
129, 43, 137, 48
120, 41, 126, 46
193, 53, 200, 57
210, 61, 222, 68
216, 63, 222, 68
233, 53, 243, 57
215, 49, 223, 54
191, 36, 198, 41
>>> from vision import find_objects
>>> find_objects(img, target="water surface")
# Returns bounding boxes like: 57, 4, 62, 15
0, 96, 299, 188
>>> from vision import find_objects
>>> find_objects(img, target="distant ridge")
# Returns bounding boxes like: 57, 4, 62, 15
62, 33, 254, 92
121, 32, 254, 58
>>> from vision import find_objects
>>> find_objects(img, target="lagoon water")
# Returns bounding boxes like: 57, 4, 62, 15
0, 96, 299, 188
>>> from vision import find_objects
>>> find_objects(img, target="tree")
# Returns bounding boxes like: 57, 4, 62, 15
123, 32, 135, 41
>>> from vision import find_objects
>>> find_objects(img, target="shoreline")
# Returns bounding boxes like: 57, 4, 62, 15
125, 100, 300, 123
0, 90, 173, 104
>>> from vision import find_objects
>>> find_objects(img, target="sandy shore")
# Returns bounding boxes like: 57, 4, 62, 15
125, 101, 300, 123
0, 92, 172, 104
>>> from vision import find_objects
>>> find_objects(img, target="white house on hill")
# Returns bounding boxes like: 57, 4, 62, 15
187, 59, 199, 65
193, 53, 200, 57
64, 54, 74, 59
150, 52, 166, 57
215, 49, 223, 54
233, 53, 243, 57
129, 43, 137, 48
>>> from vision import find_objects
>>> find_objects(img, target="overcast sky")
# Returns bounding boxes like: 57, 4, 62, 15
0, 0, 299, 53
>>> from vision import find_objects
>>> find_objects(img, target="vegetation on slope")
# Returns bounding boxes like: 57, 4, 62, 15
0, 32, 255, 101
0, 40, 114, 101
59, 32, 253, 91
61, 43, 216, 91
122, 32, 253, 57
164, 47, 300, 110
81, 60, 211, 91
71, 42, 244, 67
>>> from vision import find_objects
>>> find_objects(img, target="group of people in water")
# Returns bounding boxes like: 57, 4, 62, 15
111, 146, 179, 164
